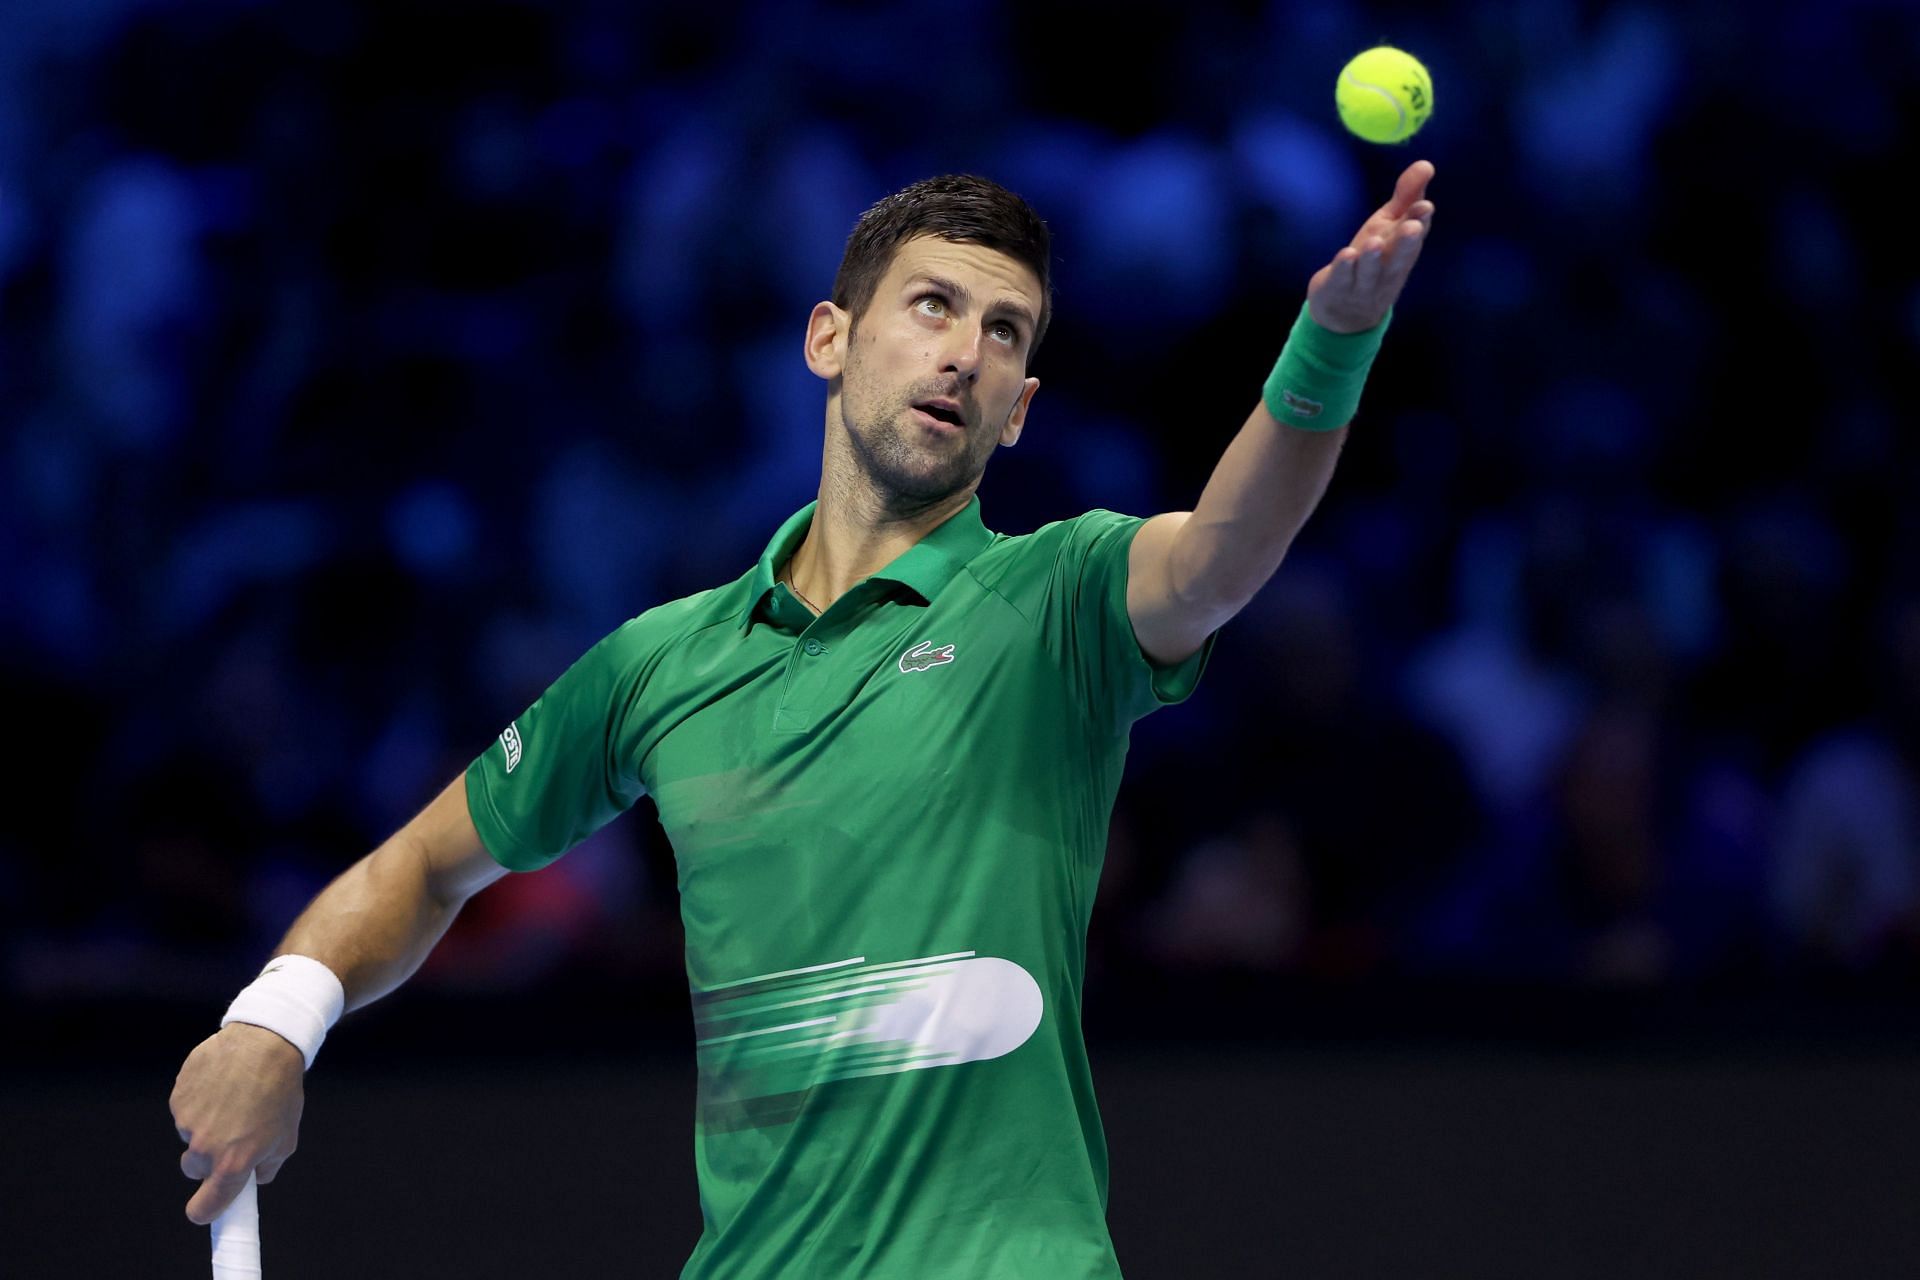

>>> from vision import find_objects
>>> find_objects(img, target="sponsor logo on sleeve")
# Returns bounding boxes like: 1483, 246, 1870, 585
499, 722, 523, 773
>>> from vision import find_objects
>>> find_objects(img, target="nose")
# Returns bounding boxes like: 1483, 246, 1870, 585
941, 325, 983, 383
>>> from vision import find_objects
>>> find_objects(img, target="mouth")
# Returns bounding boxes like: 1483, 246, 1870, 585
911, 399, 967, 429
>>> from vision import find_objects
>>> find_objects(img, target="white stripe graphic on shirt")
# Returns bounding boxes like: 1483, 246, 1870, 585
693, 952, 1043, 1100
702, 955, 869, 992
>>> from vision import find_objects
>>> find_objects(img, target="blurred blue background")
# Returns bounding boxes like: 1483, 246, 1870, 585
7, 0, 1918, 1002
3, 0, 1919, 1274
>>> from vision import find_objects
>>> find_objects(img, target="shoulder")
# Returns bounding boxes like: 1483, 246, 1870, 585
591, 571, 754, 670
968, 509, 1145, 590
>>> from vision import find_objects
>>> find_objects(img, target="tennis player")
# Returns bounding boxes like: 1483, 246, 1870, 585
172, 163, 1433, 1276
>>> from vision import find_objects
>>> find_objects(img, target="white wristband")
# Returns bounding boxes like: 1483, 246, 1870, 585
220, 954, 346, 1070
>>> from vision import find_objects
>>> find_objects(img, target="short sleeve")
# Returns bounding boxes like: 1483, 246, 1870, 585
464, 617, 661, 872
1037, 509, 1216, 734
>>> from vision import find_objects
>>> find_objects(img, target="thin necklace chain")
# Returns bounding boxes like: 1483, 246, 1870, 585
781, 567, 823, 615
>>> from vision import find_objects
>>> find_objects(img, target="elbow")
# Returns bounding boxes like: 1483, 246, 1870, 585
372, 830, 464, 916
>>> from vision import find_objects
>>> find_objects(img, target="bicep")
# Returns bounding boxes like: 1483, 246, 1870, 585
1126, 510, 1229, 667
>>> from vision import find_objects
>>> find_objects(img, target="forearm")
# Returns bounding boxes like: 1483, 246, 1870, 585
278, 838, 462, 1013
1132, 162, 1428, 658
174, 778, 497, 1223
276, 776, 500, 1013
1169, 406, 1347, 612
179, 862, 459, 1226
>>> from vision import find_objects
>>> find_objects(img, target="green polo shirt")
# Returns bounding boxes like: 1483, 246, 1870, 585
465, 496, 1214, 1278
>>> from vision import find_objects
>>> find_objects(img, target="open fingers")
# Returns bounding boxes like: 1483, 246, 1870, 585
1324, 247, 1360, 295
1382, 159, 1434, 219
1353, 237, 1386, 294
1380, 221, 1427, 281
1354, 205, 1434, 257
1354, 164, 1436, 249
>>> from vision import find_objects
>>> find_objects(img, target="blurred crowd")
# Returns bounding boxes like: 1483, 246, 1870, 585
3, 0, 1918, 1006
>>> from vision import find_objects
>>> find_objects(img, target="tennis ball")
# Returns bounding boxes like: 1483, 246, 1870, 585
1335, 46, 1433, 144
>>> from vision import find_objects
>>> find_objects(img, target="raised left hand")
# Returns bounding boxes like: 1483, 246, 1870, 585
1307, 160, 1434, 334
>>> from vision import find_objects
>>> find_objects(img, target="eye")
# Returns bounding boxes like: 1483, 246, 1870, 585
989, 321, 1018, 345
916, 294, 948, 318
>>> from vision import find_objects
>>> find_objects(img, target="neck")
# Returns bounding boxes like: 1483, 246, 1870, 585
783, 461, 975, 615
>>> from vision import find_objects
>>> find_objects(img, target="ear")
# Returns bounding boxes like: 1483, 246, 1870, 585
804, 302, 849, 380
999, 377, 1040, 447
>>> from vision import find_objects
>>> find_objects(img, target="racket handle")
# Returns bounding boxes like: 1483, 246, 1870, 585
211, 1172, 262, 1278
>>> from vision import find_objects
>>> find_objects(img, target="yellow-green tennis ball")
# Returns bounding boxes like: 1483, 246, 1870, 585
1336, 46, 1433, 144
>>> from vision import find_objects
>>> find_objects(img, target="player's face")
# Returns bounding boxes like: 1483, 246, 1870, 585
832, 237, 1042, 505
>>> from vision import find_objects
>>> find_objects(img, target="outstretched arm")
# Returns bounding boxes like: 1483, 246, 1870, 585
1128, 160, 1436, 665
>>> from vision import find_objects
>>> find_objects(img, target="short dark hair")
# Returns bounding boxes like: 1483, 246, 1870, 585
832, 174, 1053, 360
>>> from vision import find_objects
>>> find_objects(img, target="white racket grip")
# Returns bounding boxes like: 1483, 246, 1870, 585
210, 1172, 262, 1279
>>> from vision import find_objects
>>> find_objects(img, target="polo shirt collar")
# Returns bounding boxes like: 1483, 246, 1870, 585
735, 495, 995, 633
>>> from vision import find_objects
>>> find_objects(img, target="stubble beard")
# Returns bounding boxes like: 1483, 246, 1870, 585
837, 374, 997, 516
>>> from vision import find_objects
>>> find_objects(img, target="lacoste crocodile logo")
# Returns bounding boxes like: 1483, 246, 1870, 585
1278, 387, 1324, 419
899, 640, 956, 673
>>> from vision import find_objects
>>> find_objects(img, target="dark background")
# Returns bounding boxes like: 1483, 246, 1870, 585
3, 0, 1918, 1274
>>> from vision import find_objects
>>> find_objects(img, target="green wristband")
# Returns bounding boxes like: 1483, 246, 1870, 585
1261, 300, 1391, 432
